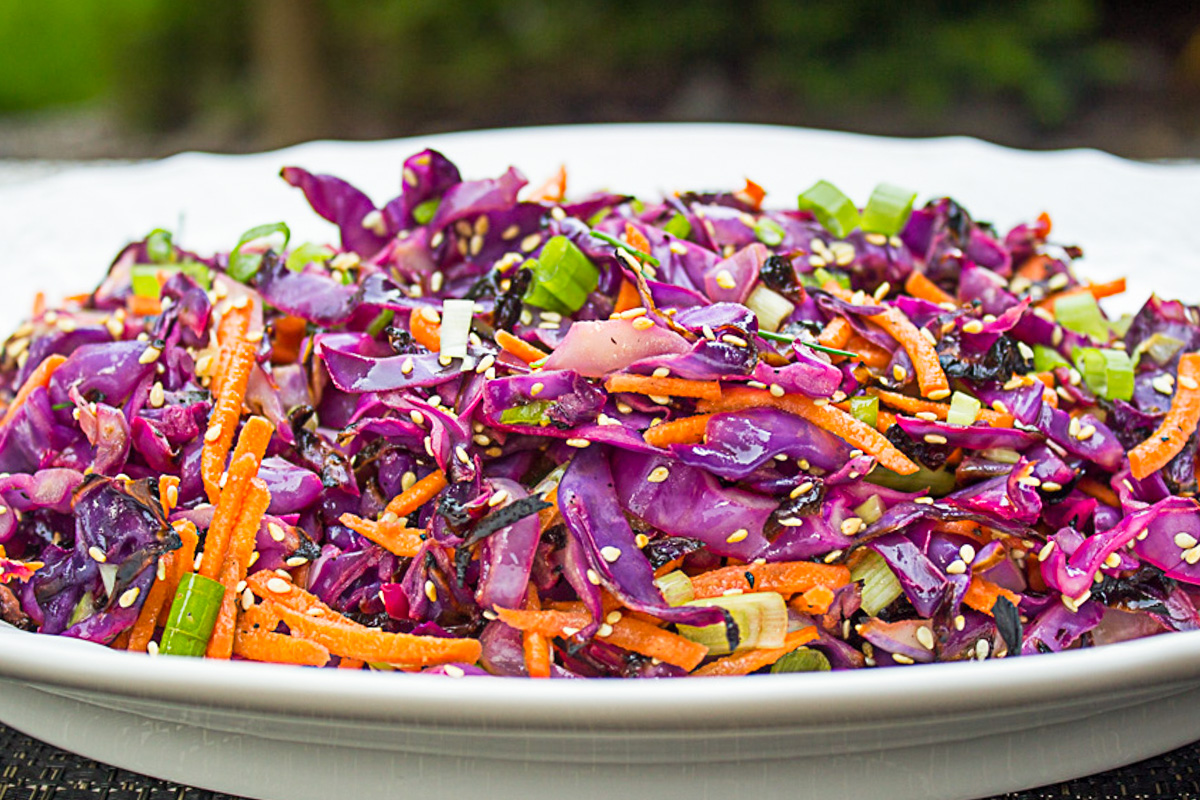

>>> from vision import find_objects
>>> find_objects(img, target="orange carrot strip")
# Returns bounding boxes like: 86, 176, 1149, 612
604, 373, 722, 401
613, 279, 642, 314
738, 178, 766, 210
494, 329, 548, 364
691, 561, 851, 600
817, 317, 853, 351
32, 292, 45, 317
527, 165, 567, 203
876, 408, 898, 433
538, 486, 561, 533
207, 478, 272, 659
233, 629, 330, 667
642, 414, 713, 448
523, 585, 552, 679
157, 475, 180, 516
869, 389, 1013, 428
201, 339, 259, 503
410, 307, 441, 353
0, 354, 66, 428
198, 417, 273, 579
603, 616, 709, 671
624, 223, 652, 257
824, 283, 949, 399
128, 295, 162, 317
270, 315, 308, 365
339, 657, 365, 670
217, 304, 252, 346
383, 470, 449, 519
494, 607, 592, 638
699, 386, 919, 475
790, 585, 837, 615
1078, 477, 1120, 508
1130, 353, 1200, 480
962, 575, 1022, 617
844, 334, 892, 370
691, 627, 819, 677
126, 549, 180, 653
265, 601, 481, 666
904, 270, 955, 306
1017, 254, 1053, 282
1037, 278, 1127, 312
339, 513, 426, 558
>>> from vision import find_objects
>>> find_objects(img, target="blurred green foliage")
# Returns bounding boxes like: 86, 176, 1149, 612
0, 0, 1129, 137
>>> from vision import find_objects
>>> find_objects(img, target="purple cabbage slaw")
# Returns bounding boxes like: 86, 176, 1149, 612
1, 148, 1199, 678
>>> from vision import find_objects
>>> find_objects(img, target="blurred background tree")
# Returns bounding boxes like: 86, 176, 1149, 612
0, 0, 1197, 159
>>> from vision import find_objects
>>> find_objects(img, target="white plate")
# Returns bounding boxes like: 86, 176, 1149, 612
2, 123, 1200, 800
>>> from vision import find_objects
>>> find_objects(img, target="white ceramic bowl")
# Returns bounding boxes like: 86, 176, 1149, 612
2, 124, 1200, 800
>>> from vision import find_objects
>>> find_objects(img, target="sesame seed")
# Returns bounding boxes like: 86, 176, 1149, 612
722, 588, 745, 596
241, 588, 255, 611
1046, 273, 1070, 291
791, 482, 815, 498
410, 410, 426, 426
520, 233, 542, 253
873, 282, 891, 301
1018, 476, 1042, 487
923, 434, 948, 445
138, 346, 161, 365
616, 401, 633, 414
746, 381, 767, 390
586, 569, 602, 585
502, 224, 520, 240
596, 623, 614, 638
1181, 375, 1199, 391
116, 587, 141, 608
652, 367, 671, 378
442, 664, 465, 678
916, 626, 935, 650
914, 496, 934, 505
472, 434, 491, 447
959, 544, 977, 564
1041, 481, 1063, 492
1104, 552, 1122, 569
561, 626, 580, 636
1176, 532, 1198, 549
761, 382, 785, 399
865, 232, 888, 246
485, 446, 503, 457
619, 307, 647, 319
285, 556, 308, 568
204, 424, 223, 443
840, 517, 864, 536
475, 354, 496, 374
808, 255, 828, 269
927, 389, 952, 401
194, 552, 204, 571
714, 269, 736, 290
726, 528, 749, 543
267, 577, 291, 594
455, 445, 471, 463
156, 559, 167, 581
147, 640, 160, 657
721, 334, 748, 347
892, 366, 908, 382
424, 580, 438, 602
893, 653, 915, 665
954, 614, 966, 631
634, 533, 650, 548
566, 438, 591, 448
88, 546, 107, 563
813, 398, 829, 406
1152, 375, 1175, 395
430, 272, 444, 292
915, 411, 939, 421
888, 236, 904, 249
647, 466, 670, 483
962, 319, 984, 334
1076, 424, 1096, 442
629, 316, 656, 332
148, 382, 166, 408
1184, 546, 1200, 566
945, 559, 967, 575
975, 639, 990, 660
600, 546, 622, 562
701, 325, 715, 340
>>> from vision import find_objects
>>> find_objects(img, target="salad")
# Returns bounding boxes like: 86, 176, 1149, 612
0, 149, 1197, 679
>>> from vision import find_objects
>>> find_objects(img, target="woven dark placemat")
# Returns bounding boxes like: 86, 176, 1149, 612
1, 724, 1198, 800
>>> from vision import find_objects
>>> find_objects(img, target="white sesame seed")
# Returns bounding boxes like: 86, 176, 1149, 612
566, 438, 591, 448
438, 354, 453, 367
701, 324, 715, 340
791, 481, 815, 498
647, 466, 670, 484
628, 315, 656, 332
616, 401, 633, 415
520, 233, 542, 253
148, 382, 166, 408
914, 411, 938, 421
204, 424, 223, 443
954, 614, 966, 631
959, 544, 976, 564
138, 348, 162, 368
1152, 375, 1175, 395
424, 580, 438, 602
721, 334, 748, 347
147, 640, 160, 657
927, 389, 952, 401
118, 587, 141, 608
267, 577, 292, 594
529, 382, 545, 397
586, 569, 602, 585
726, 528, 749, 543
923, 434, 948, 445
893, 653, 915, 665
893, 366, 908, 382
561, 626, 580, 636
945, 559, 967, 575
651, 367, 671, 379
722, 588, 745, 596
1041, 481, 1063, 492
840, 517, 864, 536
475, 354, 496, 374
975, 639, 990, 660
865, 232, 888, 246
410, 410, 426, 426
916, 626, 935, 650
769, 383, 785, 398
1076, 424, 1096, 442
648, 394, 671, 405
1184, 546, 1200, 566
1103, 552, 1122, 569
88, 546, 107, 563
1176, 532, 1198, 550
714, 269, 737, 290
1018, 476, 1042, 487
914, 496, 935, 505
1181, 375, 1199, 391
455, 445, 471, 463
962, 319, 984, 334
808, 255, 827, 268
600, 545, 622, 563
194, 552, 204, 571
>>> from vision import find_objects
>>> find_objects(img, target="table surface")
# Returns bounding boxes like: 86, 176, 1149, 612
1, 723, 1198, 800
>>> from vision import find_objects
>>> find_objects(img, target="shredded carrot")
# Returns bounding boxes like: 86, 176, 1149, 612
691, 561, 851, 600
217, 304, 252, 346
410, 307, 441, 353
875, 408, 897, 433
339, 513, 426, 557
642, 413, 713, 448
0, 354, 66, 428
1037, 278, 1127, 312
738, 178, 766, 210
790, 585, 837, 615
157, 475, 180, 516
602, 615, 709, 671
691, 627, 819, 677
527, 165, 567, 203
198, 416, 273, 579
270, 315, 308, 365
699, 386, 919, 475
495, 329, 548, 364
1130, 353, 1200, 480
868, 388, 1013, 428
128, 295, 162, 317
126, 549, 180, 653
538, 486, 561, 533
523, 585, 552, 679
383, 470, 448, 519
1078, 476, 1120, 508
1017, 254, 1053, 282
201, 339, 259, 503
624, 222, 652, 257
1036, 211, 1053, 237
844, 334, 892, 370
339, 657, 365, 670
207, 478, 272, 659
604, 373, 722, 401
613, 279, 642, 314
904, 270, 955, 306
494, 606, 590, 639
233, 629, 331, 667
824, 282, 950, 400
32, 292, 45, 317
817, 317, 853, 351
962, 575, 1022, 617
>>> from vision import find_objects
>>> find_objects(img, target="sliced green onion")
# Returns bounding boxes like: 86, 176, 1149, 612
412, 198, 440, 225
797, 267, 852, 291
229, 222, 290, 283
285, 241, 335, 273
145, 228, 175, 264
850, 551, 903, 616
677, 592, 788, 655
770, 646, 831, 674
867, 464, 956, 497
98, 563, 118, 597
654, 570, 695, 607
663, 212, 691, 240
68, 591, 96, 627
854, 495, 885, 525
1032, 344, 1070, 372
754, 217, 786, 247
798, 180, 860, 239
587, 229, 660, 267
981, 447, 1022, 464
366, 309, 395, 338
1134, 333, 1185, 367
1073, 347, 1134, 401
745, 284, 795, 333
1054, 291, 1109, 342
946, 391, 981, 426
860, 183, 917, 236
756, 330, 859, 359
438, 299, 475, 361
849, 395, 879, 429
130, 262, 212, 297
629, 199, 646, 215
158, 572, 225, 657
499, 401, 553, 426
524, 236, 601, 314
